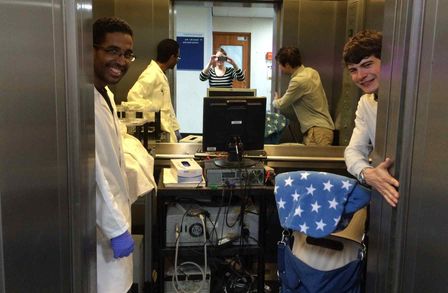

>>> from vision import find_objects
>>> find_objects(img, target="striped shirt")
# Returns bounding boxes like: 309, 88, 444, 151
199, 67, 245, 88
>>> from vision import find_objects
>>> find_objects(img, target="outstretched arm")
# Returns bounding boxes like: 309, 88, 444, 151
363, 158, 400, 207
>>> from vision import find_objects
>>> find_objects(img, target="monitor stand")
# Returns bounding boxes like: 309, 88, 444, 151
214, 137, 257, 168
214, 157, 256, 169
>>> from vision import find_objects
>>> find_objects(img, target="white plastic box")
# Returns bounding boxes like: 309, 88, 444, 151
170, 159, 202, 183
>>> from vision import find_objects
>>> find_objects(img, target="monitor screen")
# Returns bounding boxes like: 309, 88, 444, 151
207, 88, 257, 97
202, 97, 266, 155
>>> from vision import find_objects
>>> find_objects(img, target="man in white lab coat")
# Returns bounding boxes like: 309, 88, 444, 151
127, 39, 181, 142
93, 17, 136, 292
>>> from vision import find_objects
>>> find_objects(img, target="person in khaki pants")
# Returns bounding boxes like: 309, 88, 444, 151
273, 47, 335, 145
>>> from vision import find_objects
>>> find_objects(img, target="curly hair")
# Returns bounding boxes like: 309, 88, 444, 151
343, 30, 382, 65
275, 47, 302, 68
93, 17, 133, 45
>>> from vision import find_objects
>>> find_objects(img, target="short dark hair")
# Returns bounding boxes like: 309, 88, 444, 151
157, 39, 179, 63
275, 47, 302, 68
93, 17, 133, 45
343, 30, 382, 65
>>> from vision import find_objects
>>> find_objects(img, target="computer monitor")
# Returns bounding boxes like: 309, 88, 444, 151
207, 87, 257, 97
202, 97, 266, 168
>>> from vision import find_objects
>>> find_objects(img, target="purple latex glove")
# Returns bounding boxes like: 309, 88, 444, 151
110, 231, 134, 258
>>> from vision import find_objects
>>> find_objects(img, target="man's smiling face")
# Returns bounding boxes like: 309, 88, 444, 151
347, 56, 381, 94
94, 32, 134, 88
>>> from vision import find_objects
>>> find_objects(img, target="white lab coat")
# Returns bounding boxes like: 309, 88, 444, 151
127, 60, 180, 142
120, 126, 157, 202
95, 87, 133, 293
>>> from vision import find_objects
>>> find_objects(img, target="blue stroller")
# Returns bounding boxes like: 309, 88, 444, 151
274, 171, 371, 293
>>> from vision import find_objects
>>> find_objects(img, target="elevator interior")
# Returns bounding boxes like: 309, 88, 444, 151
1, 0, 448, 292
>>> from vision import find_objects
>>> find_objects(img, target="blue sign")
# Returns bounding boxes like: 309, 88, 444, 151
177, 36, 204, 70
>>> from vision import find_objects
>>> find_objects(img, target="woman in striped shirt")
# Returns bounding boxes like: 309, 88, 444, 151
199, 48, 245, 88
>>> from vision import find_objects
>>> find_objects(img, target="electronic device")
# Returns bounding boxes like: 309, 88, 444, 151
204, 159, 264, 187
164, 264, 211, 293
202, 96, 266, 168
165, 203, 259, 247
217, 56, 227, 62
179, 134, 203, 143
206, 87, 257, 97
170, 159, 202, 183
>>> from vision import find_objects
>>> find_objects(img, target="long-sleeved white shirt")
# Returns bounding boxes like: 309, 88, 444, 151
127, 60, 180, 142
344, 93, 377, 179
272, 65, 334, 133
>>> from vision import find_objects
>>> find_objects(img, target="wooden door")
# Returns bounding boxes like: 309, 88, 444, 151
213, 32, 251, 88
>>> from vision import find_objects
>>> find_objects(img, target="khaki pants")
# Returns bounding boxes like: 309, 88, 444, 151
303, 127, 334, 146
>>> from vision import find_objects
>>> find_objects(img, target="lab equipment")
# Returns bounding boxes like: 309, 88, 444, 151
202, 96, 266, 167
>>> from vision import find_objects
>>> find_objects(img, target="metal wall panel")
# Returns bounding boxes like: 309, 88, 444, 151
364, 0, 384, 30
0, 0, 95, 292
274, 0, 349, 144
276, 0, 347, 109
367, 0, 448, 292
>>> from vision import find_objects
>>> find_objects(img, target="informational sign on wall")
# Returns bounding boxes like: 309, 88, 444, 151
176, 34, 204, 70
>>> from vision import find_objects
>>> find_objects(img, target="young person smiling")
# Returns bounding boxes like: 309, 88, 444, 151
343, 30, 400, 208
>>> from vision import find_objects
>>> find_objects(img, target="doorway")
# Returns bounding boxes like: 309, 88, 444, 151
174, 3, 274, 134
213, 31, 251, 88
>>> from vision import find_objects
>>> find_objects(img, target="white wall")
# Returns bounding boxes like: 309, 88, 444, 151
175, 5, 273, 133
175, 4, 212, 134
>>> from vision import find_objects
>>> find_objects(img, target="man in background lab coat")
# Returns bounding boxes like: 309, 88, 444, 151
93, 17, 136, 293
127, 39, 181, 142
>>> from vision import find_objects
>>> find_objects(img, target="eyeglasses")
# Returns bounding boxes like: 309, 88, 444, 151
94, 45, 136, 62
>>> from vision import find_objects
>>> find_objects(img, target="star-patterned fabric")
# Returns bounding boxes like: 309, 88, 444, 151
275, 171, 371, 238
265, 112, 288, 144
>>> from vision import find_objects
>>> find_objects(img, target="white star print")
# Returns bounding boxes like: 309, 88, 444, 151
333, 216, 341, 226
291, 190, 301, 201
306, 184, 316, 195
274, 185, 279, 194
315, 219, 327, 231
323, 180, 333, 192
328, 198, 338, 209
299, 222, 309, 233
294, 205, 303, 217
277, 198, 286, 209
311, 201, 321, 213
300, 172, 310, 180
284, 176, 294, 187
341, 180, 353, 190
